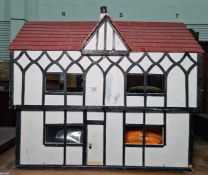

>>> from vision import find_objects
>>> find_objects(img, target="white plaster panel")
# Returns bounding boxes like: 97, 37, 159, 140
17, 54, 30, 69
106, 113, 123, 165
148, 66, 163, 74
129, 66, 143, 74
66, 147, 82, 165
78, 56, 92, 70
13, 64, 22, 105
118, 56, 131, 71
115, 33, 127, 51
98, 57, 111, 72
169, 53, 185, 62
125, 147, 143, 166
67, 51, 81, 60
47, 64, 62, 72
106, 21, 113, 50
189, 53, 197, 62
129, 52, 144, 62
87, 125, 103, 165
98, 23, 105, 50
87, 112, 104, 121
14, 51, 21, 59
85, 65, 103, 106
20, 111, 63, 164
159, 56, 173, 71
67, 111, 83, 124
146, 96, 164, 107
25, 65, 42, 105
47, 51, 62, 60
67, 95, 82, 105
27, 51, 42, 60
139, 56, 152, 71
45, 111, 64, 124
167, 66, 186, 107
67, 64, 82, 73
189, 67, 197, 107
180, 57, 194, 71
84, 34, 96, 50
58, 54, 72, 69
105, 67, 124, 106
148, 52, 164, 62
38, 54, 51, 69
126, 113, 143, 124
146, 113, 164, 125
127, 96, 144, 107
108, 56, 121, 63
45, 95, 64, 105
145, 113, 189, 167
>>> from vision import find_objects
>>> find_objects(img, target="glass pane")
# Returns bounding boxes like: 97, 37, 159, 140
125, 126, 163, 145
45, 74, 64, 91
45, 125, 83, 144
127, 74, 144, 93
147, 74, 164, 93
66, 74, 83, 92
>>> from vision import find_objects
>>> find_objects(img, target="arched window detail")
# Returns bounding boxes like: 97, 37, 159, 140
105, 66, 124, 106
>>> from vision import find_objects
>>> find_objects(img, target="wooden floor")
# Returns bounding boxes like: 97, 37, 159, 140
0, 137, 207, 175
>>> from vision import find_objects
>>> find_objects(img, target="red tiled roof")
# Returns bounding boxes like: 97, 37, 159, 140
9, 21, 203, 53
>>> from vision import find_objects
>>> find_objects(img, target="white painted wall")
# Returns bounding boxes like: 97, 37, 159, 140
145, 113, 189, 167
20, 111, 63, 164
87, 125, 104, 165
125, 147, 143, 166
189, 67, 197, 107
167, 66, 186, 107
67, 111, 83, 123
106, 112, 123, 165
66, 147, 82, 165
13, 64, 22, 105
25, 64, 42, 105
45, 111, 64, 124
85, 65, 103, 106
45, 95, 64, 105
105, 66, 124, 106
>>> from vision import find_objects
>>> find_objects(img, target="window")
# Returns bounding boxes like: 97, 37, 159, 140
125, 125, 164, 145
66, 74, 83, 92
127, 74, 144, 93
127, 74, 164, 94
45, 73, 84, 93
45, 73, 64, 92
45, 125, 83, 145
147, 74, 164, 93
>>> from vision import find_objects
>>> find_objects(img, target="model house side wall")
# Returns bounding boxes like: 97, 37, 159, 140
12, 51, 198, 109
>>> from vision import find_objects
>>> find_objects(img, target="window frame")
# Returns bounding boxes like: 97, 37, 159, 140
66, 73, 84, 94
126, 73, 165, 96
125, 124, 165, 147
44, 123, 84, 147
45, 72, 65, 93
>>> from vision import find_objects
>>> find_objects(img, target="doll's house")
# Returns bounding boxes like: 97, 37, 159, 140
9, 7, 203, 170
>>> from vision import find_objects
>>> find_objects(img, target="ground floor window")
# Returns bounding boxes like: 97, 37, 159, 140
44, 124, 83, 145
125, 125, 164, 145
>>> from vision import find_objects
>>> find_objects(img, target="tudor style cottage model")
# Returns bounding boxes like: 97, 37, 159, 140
9, 7, 203, 170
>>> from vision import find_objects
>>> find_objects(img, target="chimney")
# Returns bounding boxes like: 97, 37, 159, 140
100, 6, 108, 20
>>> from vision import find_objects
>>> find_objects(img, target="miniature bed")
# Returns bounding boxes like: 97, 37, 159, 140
9, 7, 203, 170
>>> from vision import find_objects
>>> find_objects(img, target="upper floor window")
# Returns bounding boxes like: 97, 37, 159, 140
45, 73, 84, 93
66, 74, 84, 92
127, 74, 164, 94
45, 73, 64, 92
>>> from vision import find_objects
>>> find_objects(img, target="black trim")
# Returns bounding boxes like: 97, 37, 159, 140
15, 164, 192, 171
82, 50, 129, 56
